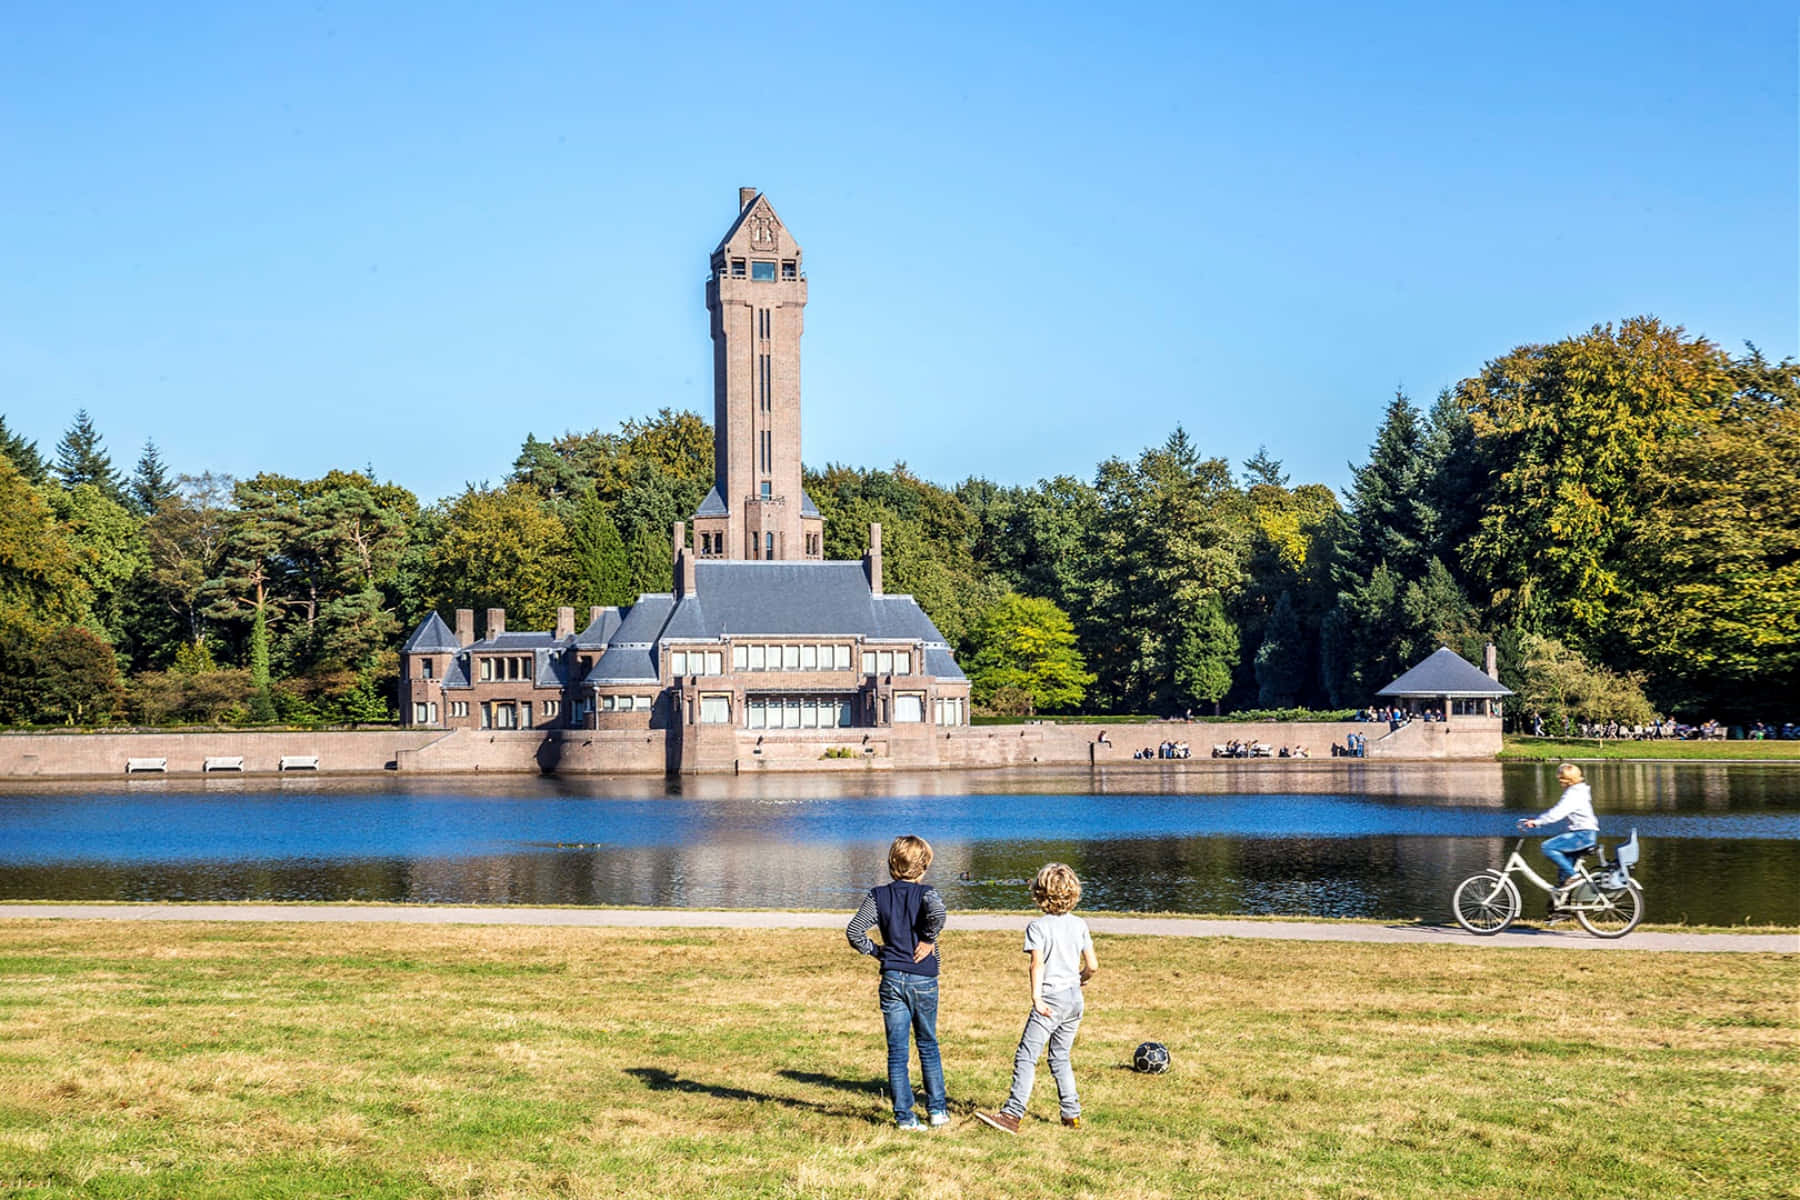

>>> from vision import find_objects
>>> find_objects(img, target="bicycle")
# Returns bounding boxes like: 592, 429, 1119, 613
1452, 826, 1644, 938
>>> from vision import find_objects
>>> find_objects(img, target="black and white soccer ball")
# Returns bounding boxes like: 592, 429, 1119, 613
1132, 1041, 1171, 1074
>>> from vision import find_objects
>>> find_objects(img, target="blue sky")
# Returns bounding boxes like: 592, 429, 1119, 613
2, 2, 1793, 505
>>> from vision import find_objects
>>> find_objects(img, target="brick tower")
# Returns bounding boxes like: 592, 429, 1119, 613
691, 188, 824, 561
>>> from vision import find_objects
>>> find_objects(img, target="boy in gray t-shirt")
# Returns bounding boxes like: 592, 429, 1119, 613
976, 863, 1099, 1134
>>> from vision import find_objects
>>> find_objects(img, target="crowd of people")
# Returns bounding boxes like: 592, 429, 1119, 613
1134, 740, 1193, 759
1528, 714, 1800, 741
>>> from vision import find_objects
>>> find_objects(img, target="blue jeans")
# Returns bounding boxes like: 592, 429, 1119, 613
1002, 986, 1084, 1119
879, 970, 946, 1124
1542, 830, 1597, 883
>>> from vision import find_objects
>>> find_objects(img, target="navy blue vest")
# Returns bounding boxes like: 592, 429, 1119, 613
872, 880, 938, 977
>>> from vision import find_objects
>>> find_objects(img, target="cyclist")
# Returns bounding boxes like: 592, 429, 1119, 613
1519, 762, 1599, 917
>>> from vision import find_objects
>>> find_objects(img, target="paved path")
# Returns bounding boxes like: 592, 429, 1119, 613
2, 903, 1792, 953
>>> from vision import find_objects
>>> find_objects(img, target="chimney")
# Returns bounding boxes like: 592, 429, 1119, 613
555, 606, 575, 640
455, 608, 475, 647
486, 607, 505, 639
589, 605, 605, 627
1484, 641, 1499, 681
864, 522, 883, 596
679, 546, 697, 599
739, 186, 757, 211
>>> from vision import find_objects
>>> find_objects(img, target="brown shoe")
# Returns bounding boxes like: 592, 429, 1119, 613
975, 1110, 1020, 1135
1061, 1115, 1082, 1129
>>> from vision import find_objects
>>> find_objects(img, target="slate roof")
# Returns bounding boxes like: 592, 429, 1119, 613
579, 561, 964, 686
402, 612, 462, 654
586, 647, 660, 685
1376, 647, 1514, 698
574, 607, 624, 649
800, 489, 821, 519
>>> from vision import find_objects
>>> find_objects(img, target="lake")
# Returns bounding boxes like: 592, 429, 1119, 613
0, 761, 1794, 925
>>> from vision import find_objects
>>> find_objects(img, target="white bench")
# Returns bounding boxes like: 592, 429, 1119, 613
125, 757, 167, 773
279, 755, 320, 771
203, 756, 245, 772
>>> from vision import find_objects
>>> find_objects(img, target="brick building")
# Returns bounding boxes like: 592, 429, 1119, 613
399, 189, 971, 746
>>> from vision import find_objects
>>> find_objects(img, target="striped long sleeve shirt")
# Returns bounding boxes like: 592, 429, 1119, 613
847, 881, 946, 975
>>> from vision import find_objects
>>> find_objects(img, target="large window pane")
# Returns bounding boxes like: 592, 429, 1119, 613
671, 651, 687, 676
801, 645, 818, 670
733, 644, 747, 670
802, 699, 818, 728
877, 651, 894, 675
894, 693, 923, 723
783, 645, 800, 670
835, 646, 851, 670
838, 700, 854, 727
861, 651, 877, 674
700, 695, 730, 724
749, 645, 766, 670
705, 652, 722, 676
895, 651, 912, 675
748, 700, 765, 729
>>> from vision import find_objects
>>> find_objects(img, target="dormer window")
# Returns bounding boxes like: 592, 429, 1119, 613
731, 259, 746, 277
751, 261, 776, 282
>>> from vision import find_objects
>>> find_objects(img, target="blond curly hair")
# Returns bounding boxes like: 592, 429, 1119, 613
1031, 863, 1083, 914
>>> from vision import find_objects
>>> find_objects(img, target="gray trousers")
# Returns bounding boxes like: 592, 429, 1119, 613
1001, 986, 1084, 1119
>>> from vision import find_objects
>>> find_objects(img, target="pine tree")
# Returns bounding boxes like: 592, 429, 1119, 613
129, 439, 177, 515
0, 414, 48, 485
54, 409, 121, 499
1253, 590, 1308, 707
248, 604, 276, 722
569, 493, 634, 608
628, 525, 673, 595
1174, 595, 1239, 714
1241, 446, 1289, 490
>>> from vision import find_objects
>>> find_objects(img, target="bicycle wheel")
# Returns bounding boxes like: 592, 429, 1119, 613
1453, 872, 1520, 934
1576, 879, 1644, 938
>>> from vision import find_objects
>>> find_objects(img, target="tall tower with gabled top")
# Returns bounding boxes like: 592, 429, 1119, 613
692, 187, 824, 562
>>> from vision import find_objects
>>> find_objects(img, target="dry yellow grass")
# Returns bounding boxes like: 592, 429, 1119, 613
0, 920, 1793, 1199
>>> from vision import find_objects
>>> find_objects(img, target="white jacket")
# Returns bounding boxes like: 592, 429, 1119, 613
1535, 782, 1598, 833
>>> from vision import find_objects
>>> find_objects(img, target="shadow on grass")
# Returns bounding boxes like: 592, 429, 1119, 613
775, 1069, 885, 1097
625, 1067, 879, 1122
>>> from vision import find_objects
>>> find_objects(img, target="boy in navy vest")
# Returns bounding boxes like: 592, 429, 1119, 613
846, 834, 948, 1130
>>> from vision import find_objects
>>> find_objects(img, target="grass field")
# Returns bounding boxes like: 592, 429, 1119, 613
1500, 736, 1800, 761
1, 922, 1794, 1199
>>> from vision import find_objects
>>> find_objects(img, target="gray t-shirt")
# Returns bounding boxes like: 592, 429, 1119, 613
1024, 912, 1093, 996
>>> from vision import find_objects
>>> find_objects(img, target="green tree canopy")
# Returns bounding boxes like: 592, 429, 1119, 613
965, 592, 1094, 716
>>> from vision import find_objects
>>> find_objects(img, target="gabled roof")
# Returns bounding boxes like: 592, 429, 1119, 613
402, 612, 461, 654
800, 489, 821, 519
1376, 647, 1514, 698
712, 191, 764, 253
696, 486, 728, 517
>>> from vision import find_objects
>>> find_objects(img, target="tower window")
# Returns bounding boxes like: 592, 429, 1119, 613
761, 481, 772, 499
782, 261, 796, 279
751, 261, 776, 281
765, 532, 775, 560
731, 259, 746, 277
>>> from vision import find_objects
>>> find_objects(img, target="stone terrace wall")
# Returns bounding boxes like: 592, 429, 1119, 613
394, 729, 668, 775
0, 729, 446, 778
0, 718, 1501, 780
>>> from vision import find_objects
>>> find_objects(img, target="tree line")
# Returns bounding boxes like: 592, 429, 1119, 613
1, 315, 1792, 729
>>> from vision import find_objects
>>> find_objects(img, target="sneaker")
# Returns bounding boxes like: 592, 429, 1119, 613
928, 1111, 950, 1127
1061, 1115, 1083, 1129
896, 1119, 926, 1132
975, 1110, 1021, 1135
